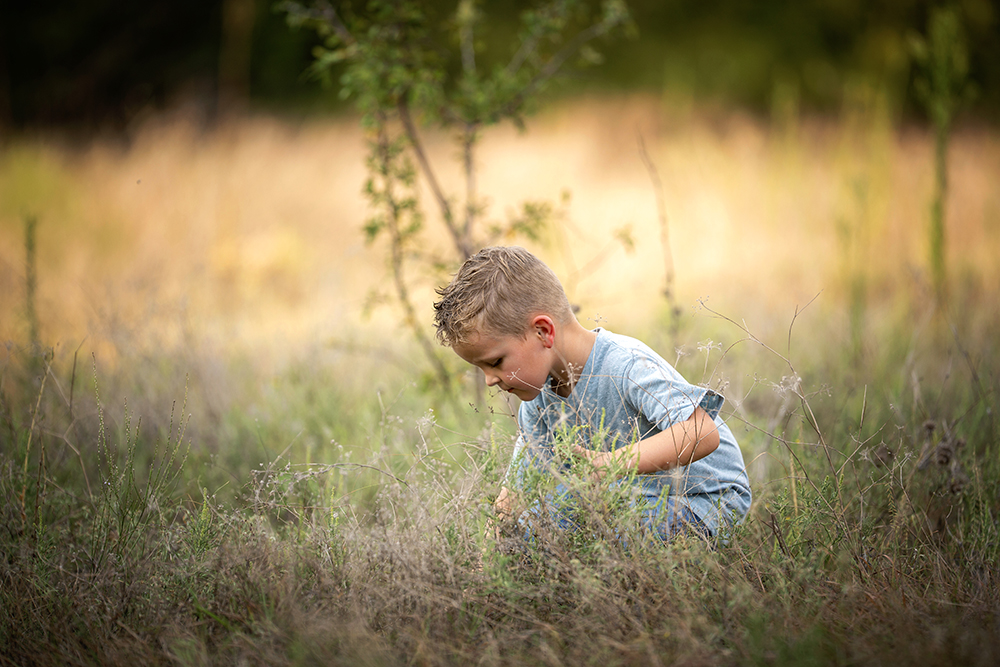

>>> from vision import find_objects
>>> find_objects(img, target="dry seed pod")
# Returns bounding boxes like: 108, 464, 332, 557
935, 438, 954, 466
917, 431, 936, 471
949, 469, 970, 495
872, 444, 895, 468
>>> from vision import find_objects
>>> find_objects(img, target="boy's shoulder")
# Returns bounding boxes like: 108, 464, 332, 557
587, 328, 694, 398
590, 328, 669, 373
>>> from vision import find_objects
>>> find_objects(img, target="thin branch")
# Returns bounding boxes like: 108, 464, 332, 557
505, 24, 541, 77
497, 20, 611, 120
389, 236, 453, 388
45, 424, 93, 500
700, 300, 849, 521
636, 130, 674, 299
32, 428, 46, 536
787, 291, 822, 356
564, 237, 622, 290
699, 299, 796, 374
20, 356, 51, 525
796, 383, 846, 514
397, 99, 471, 260
636, 129, 682, 349
948, 319, 987, 402
285, 0, 354, 45
375, 121, 453, 389
291, 462, 412, 489
69, 338, 85, 421
458, 0, 476, 76
461, 122, 478, 249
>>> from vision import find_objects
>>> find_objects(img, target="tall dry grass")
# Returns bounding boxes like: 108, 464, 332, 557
1, 94, 998, 665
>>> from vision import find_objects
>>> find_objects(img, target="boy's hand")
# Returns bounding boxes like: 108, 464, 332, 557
573, 445, 611, 480
481, 487, 514, 561
494, 486, 513, 520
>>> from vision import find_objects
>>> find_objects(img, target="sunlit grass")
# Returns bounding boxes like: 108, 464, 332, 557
2, 95, 998, 359
1, 94, 998, 665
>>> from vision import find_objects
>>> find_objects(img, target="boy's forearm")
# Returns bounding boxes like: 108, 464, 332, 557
593, 407, 719, 476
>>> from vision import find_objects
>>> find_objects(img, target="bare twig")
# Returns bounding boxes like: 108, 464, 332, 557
505, 23, 540, 77
636, 130, 674, 299
457, 0, 477, 76
498, 20, 614, 120
284, 0, 354, 45
787, 291, 822, 356
637, 129, 680, 347
20, 355, 51, 525
700, 300, 795, 376
32, 427, 46, 535
700, 300, 849, 523
374, 120, 453, 388
45, 425, 93, 500
397, 99, 469, 260
461, 122, 478, 249
328, 462, 411, 489
948, 319, 987, 402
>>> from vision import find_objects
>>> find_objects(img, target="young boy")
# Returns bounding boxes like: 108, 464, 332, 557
433, 246, 751, 539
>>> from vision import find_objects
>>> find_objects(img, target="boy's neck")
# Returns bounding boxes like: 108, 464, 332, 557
549, 320, 597, 398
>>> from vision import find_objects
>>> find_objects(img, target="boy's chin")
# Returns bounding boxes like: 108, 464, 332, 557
509, 387, 540, 401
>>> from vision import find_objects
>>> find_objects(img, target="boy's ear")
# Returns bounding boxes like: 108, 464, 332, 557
531, 315, 556, 348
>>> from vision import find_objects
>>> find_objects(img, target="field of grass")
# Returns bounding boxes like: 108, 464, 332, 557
1, 95, 998, 665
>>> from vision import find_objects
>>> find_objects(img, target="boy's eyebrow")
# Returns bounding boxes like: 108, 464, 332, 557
469, 352, 498, 365
466, 344, 502, 365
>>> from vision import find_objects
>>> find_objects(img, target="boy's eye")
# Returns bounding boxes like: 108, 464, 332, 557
490, 358, 503, 368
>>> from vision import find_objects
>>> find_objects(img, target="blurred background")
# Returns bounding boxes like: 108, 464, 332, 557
2, 0, 999, 130
1, 0, 998, 483
3, 6, 999, 662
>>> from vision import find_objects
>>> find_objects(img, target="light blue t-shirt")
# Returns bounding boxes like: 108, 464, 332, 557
506, 328, 752, 535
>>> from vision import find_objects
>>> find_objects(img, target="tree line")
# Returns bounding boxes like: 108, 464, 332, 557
1, 0, 997, 132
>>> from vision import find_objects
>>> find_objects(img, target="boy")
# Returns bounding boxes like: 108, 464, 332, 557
433, 246, 751, 539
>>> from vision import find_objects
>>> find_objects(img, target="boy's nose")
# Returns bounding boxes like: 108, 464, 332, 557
484, 371, 501, 387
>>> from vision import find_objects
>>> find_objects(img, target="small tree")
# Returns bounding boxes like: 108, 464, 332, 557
283, 0, 631, 391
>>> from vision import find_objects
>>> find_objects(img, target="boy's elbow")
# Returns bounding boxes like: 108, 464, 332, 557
695, 408, 721, 459
702, 428, 720, 457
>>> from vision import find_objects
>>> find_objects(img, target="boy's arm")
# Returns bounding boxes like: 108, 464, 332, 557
575, 407, 719, 478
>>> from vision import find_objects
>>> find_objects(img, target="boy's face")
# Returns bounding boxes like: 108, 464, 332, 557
452, 327, 553, 401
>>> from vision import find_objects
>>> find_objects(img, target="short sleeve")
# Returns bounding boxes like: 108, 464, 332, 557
623, 354, 725, 431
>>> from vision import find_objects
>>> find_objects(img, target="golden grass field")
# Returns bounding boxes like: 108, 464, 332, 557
1, 94, 998, 376
3, 94, 999, 667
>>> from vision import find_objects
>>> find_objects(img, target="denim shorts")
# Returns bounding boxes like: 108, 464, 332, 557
515, 481, 710, 545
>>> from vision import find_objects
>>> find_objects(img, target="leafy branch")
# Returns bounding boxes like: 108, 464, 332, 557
283, 0, 632, 392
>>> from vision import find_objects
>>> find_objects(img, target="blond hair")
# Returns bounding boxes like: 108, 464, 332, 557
433, 246, 573, 346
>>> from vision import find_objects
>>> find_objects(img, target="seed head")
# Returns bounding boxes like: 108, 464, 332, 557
872, 444, 895, 468
935, 439, 954, 466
